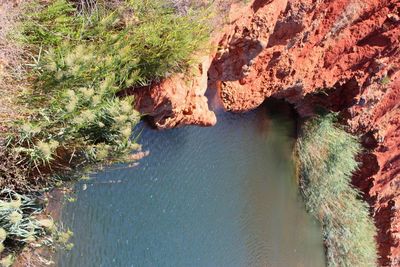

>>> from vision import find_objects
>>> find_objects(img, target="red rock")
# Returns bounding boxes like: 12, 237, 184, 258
210, 1, 399, 265
133, 56, 217, 128
134, 0, 400, 265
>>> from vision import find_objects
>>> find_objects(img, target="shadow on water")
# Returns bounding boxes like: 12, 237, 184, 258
58, 101, 325, 267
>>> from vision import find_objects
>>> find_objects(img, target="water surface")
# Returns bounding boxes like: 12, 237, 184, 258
58, 105, 325, 267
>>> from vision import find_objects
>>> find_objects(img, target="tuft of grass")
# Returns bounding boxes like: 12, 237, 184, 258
0, 189, 45, 245
1, 0, 212, 186
0, 188, 73, 264
21, 0, 211, 89
0, 189, 71, 257
380, 75, 391, 85
295, 113, 378, 267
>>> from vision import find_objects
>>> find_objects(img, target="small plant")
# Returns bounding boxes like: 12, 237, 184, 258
0, 189, 49, 243
380, 75, 391, 85
296, 114, 378, 267
0, 188, 75, 262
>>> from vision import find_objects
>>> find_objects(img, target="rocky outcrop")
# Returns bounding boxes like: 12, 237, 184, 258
211, 0, 399, 113
134, 0, 400, 265
132, 56, 217, 128
351, 80, 400, 266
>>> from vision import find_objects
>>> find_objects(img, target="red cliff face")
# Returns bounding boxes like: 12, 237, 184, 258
134, 0, 400, 265
133, 56, 217, 128
351, 80, 400, 266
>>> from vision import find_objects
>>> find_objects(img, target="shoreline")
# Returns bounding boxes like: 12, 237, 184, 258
13, 188, 66, 267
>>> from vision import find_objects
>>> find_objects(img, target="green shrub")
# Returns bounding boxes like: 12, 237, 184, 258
3, 0, 211, 176
4, 0, 211, 179
296, 114, 378, 267
0, 188, 73, 259
22, 0, 211, 89
380, 75, 391, 85
0, 189, 48, 246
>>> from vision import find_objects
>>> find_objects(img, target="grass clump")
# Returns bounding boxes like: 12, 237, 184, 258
296, 113, 378, 267
0, 188, 72, 265
22, 0, 211, 89
2, 0, 211, 179
0, 189, 47, 245
1, 0, 211, 186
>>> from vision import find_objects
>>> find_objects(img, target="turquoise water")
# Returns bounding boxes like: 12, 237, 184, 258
58, 104, 325, 267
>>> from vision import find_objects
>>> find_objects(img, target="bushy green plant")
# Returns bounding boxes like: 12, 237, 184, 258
8, 93, 141, 172
4, 0, 211, 178
3, 0, 211, 177
22, 0, 211, 89
296, 114, 378, 267
0, 189, 47, 246
0, 188, 74, 262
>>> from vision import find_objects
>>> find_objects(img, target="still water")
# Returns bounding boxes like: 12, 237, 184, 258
58, 104, 325, 267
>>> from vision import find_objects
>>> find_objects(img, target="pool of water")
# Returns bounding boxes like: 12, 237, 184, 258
58, 104, 325, 267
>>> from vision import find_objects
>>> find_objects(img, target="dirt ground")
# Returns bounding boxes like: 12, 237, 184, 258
0, 0, 29, 140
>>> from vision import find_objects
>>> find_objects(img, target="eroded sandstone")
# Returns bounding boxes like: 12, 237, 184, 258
134, 0, 400, 265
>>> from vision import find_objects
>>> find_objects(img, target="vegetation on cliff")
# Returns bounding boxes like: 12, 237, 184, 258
296, 114, 378, 267
0, 0, 211, 263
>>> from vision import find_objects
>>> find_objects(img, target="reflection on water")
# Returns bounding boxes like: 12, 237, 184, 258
58, 104, 325, 267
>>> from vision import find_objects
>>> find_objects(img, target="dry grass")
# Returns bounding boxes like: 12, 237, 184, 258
0, 1, 31, 140
296, 114, 378, 267
168, 0, 211, 14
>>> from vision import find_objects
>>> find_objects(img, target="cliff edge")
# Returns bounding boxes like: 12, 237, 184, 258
134, 0, 400, 265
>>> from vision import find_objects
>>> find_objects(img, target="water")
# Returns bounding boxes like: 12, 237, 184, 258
58, 104, 325, 267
